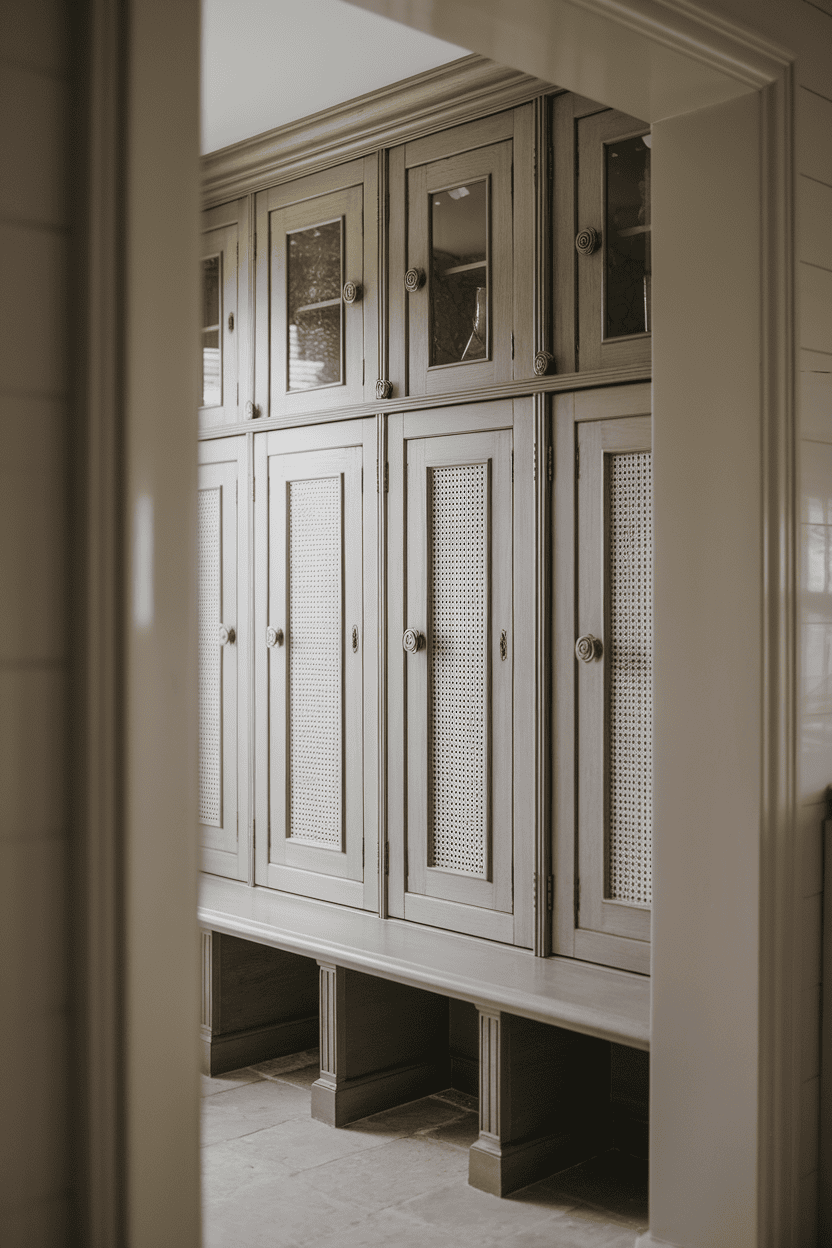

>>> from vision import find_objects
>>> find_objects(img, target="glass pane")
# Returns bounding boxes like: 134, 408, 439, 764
430, 181, 488, 366
607, 451, 652, 905
605, 135, 651, 338
287, 219, 343, 391
287, 476, 343, 847
202, 330, 221, 408
202, 255, 220, 329
427, 463, 489, 877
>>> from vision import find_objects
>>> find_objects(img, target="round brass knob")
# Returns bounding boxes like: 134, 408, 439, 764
575, 634, 603, 663
402, 628, 425, 654
218, 624, 236, 646
575, 227, 600, 256
404, 268, 425, 292
533, 350, 555, 377
266, 626, 284, 648
343, 281, 361, 304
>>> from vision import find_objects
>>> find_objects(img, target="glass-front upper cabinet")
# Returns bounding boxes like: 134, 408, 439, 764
552, 98, 651, 375
388, 108, 535, 398
200, 199, 249, 429
255, 159, 378, 418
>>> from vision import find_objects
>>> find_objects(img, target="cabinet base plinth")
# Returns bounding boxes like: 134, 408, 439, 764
311, 1058, 449, 1127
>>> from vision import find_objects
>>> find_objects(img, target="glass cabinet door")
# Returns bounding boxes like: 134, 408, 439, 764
198, 437, 248, 881
576, 110, 652, 373
253, 420, 378, 910
255, 159, 378, 419
200, 208, 245, 429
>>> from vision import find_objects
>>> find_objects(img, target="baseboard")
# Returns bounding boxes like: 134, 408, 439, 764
202, 1014, 319, 1076
468, 1130, 588, 1197
311, 1057, 449, 1127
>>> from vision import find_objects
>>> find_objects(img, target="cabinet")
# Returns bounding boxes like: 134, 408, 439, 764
255, 160, 378, 419
388, 109, 535, 397
253, 419, 378, 909
198, 436, 249, 880
199, 199, 250, 430
552, 96, 651, 375
552, 385, 653, 974
386, 400, 535, 946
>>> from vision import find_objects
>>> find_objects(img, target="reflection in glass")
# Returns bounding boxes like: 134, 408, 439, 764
605, 135, 651, 339
201, 255, 222, 407
287, 219, 343, 391
430, 181, 488, 366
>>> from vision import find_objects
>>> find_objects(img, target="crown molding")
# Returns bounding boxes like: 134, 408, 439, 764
202, 54, 558, 207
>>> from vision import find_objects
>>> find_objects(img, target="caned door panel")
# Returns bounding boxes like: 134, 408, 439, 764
198, 438, 247, 880
199, 214, 242, 429
387, 400, 534, 946
254, 420, 377, 909
575, 414, 652, 970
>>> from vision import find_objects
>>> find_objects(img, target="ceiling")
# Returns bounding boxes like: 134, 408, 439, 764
201, 0, 470, 153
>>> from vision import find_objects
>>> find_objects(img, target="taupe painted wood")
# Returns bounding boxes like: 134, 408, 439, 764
404, 109, 515, 168
312, 962, 449, 1126
253, 418, 378, 910
469, 1008, 611, 1195
199, 872, 650, 1048
200, 931, 318, 1075
198, 437, 248, 881
576, 109, 652, 374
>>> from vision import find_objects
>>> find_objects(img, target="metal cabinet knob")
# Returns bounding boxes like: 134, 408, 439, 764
266, 626, 284, 648
575, 227, 600, 256
343, 281, 361, 304
575, 634, 603, 662
219, 624, 236, 646
402, 628, 425, 653
404, 267, 425, 292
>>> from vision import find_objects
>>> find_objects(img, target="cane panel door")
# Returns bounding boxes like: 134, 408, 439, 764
387, 400, 535, 946
198, 437, 249, 880
553, 386, 652, 974
255, 159, 378, 420
254, 419, 378, 909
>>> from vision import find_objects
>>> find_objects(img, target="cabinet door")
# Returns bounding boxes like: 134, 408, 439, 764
389, 109, 534, 398
576, 110, 651, 373
553, 387, 652, 974
198, 437, 248, 880
200, 199, 249, 429
255, 159, 377, 419
254, 419, 378, 909
387, 401, 535, 946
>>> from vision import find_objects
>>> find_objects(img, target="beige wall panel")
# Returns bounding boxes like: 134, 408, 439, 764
802, 1074, 821, 1175
797, 86, 832, 185
0, 669, 66, 841
803, 892, 823, 989
0, 0, 66, 72
0, 62, 65, 225
800, 262, 832, 354
800, 365, 832, 442
802, 438, 832, 523
797, 801, 824, 896
0, 223, 66, 395
803, 983, 822, 1081
798, 175, 832, 271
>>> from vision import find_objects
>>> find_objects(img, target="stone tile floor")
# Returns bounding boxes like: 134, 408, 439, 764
201, 1050, 648, 1248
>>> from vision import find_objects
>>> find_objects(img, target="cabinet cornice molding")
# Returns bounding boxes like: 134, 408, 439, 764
202, 55, 559, 207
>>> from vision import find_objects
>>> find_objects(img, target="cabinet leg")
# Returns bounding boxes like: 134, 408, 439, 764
469, 1008, 611, 1196
311, 962, 450, 1127
200, 931, 319, 1076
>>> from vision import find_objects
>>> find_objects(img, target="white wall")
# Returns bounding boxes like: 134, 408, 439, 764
0, 0, 70, 1241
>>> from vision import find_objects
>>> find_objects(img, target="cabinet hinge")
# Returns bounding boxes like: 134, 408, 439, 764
547, 444, 553, 484
377, 461, 388, 493
252, 476, 256, 503
511, 451, 514, 483
385, 842, 390, 875
533, 445, 536, 481
575, 442, 581, 479
574, 876, 581, 921
547, 874, 554, 912
384, 463, 388, 493
511, 333, 515, 361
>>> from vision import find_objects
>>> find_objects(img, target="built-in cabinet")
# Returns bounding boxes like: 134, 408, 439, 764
198, 64, 653, 977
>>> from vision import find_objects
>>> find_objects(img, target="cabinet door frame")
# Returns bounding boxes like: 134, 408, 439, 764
254, 158, 379, 421
386, 399, 535, 947
388, 108, 535, 398
254, 417, 379, 910
198, 436, 250, 881
199, 199, 250, 430
552, 383, 652, 975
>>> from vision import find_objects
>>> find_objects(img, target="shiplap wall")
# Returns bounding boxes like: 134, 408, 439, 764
0, 0, 70, 1242
797, 77, 832, 1247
